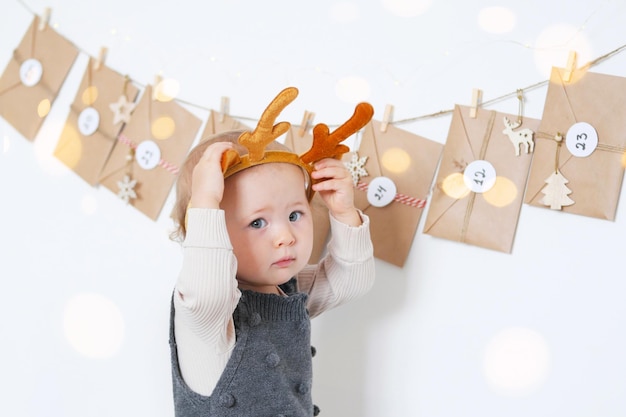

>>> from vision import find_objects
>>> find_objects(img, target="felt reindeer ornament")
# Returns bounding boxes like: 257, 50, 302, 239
220, 87, 374, 200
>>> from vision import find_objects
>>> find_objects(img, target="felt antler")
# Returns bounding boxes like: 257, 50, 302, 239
239, 87, 298, 161
301, 102, 374, 164
219, 87, 374, 199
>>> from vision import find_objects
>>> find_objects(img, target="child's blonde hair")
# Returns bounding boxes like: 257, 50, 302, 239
170, 131, 293, 241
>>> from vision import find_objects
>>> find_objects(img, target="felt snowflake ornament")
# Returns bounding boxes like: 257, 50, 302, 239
344, 152, 369, 186
109, 95, 137, 125
117, 174, 137, 204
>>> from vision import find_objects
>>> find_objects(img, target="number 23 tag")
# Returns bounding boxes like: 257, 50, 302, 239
566, 122, 598, 158
463, 160, 496, 193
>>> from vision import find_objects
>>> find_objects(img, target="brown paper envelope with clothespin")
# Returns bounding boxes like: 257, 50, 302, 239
347, 120, 443, 267
198, 109, 249, 142
524, 67, 626, 220
284, 125, 330, 264
99, 84, 202, 220
0, 16, 79, 140
423, 105, 539, 253
54, 57, 139, 185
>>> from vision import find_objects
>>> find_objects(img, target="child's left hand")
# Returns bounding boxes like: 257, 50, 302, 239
311, 158, 362, 227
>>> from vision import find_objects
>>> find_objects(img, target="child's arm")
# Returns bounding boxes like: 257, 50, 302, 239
299, 158, 375, 316
173, 142, 240, 396
300, 211, 374, 317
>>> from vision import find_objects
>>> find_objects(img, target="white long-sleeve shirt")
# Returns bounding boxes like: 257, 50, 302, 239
174, 208, 375, 396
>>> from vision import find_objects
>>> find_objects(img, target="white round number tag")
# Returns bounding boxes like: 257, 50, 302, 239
367, 176, 397, 207
135, 140, 161, 170
20, 58, 43, 87
78, 107, 100, 136
566, 122, 598, 157
464, 160, 496, 193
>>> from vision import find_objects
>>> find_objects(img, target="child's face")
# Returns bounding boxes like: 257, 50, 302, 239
221, 162, 314, 293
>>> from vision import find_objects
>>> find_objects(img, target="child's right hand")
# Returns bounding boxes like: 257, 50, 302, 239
189, 141, 235, 209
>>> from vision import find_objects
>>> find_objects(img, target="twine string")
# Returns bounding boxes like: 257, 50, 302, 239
13, 0, 626, 129
460, 110, 496, 243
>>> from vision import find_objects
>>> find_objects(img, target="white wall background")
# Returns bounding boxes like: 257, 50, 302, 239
2, 0, 626, 416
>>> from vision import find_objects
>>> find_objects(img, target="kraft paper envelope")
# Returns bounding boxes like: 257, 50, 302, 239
99, 85, 202, 220
198, 109, 249, 142
54, 57, 139, 185
349, 120, 443, 267
423, 105, 539, 253
0, 16, 78, 140
524, 67, 626, 220
284, 126, 330, 264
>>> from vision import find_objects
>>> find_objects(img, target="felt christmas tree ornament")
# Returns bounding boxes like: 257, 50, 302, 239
221, 87, 374, 200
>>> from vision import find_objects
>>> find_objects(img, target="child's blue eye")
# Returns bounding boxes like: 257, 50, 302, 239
250, 218, 267, 229
289, 211, 302, 222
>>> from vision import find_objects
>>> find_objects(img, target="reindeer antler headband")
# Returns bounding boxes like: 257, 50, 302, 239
220, 87, 374, 200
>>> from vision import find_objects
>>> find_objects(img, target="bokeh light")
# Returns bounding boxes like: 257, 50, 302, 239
483, 327, 550, 397
37, 99, 51, 118
335, 76, 371, 103
34, 119, 70, 176
154, 78, 180, 102
441, 172, 471, 199
533, 24, 592, 79
330, 2, 360, 23
622, 151, 626, 168
54, 123, 82, 169
477, 7, 516, 34
81, 86, 99, 106
81, 193, 98, 215
151, 116, 176, 140
3, 135, 10, 154
482, 176, 518, 207
63, 292, 125, 359
381, 147, 411, 174
381, 0, 432, 17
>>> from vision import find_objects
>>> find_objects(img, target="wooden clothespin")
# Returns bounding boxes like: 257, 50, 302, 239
563, 50, 577, 83
298, 111, 315, 137
469, 88, 482, 118
219, 96, 230, 122
380, 104, 394, 132
38, 7, 51, 31
152, 74, 163, 100
93, 47, 108, 71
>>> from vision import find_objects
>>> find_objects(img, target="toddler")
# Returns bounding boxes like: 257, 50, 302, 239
168, 87, 375, 416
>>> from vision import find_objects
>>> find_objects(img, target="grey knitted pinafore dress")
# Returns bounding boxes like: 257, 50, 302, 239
170, 279, 319, 416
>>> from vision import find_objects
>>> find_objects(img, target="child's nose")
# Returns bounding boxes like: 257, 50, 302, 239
274, 224, 296, 247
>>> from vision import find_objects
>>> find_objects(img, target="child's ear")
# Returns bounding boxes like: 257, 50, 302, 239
220, 149, 241, 173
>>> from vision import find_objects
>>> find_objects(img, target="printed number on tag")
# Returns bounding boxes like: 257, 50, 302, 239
20, 58, 43, 87
566, 122, 598, 157
78, 107, 100, 136
367, 176, 397, 207
463, 160, 496, 193
135, 140, 161, 170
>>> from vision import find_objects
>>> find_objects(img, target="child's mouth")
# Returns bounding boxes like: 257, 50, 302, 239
273, 257, 295, 268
